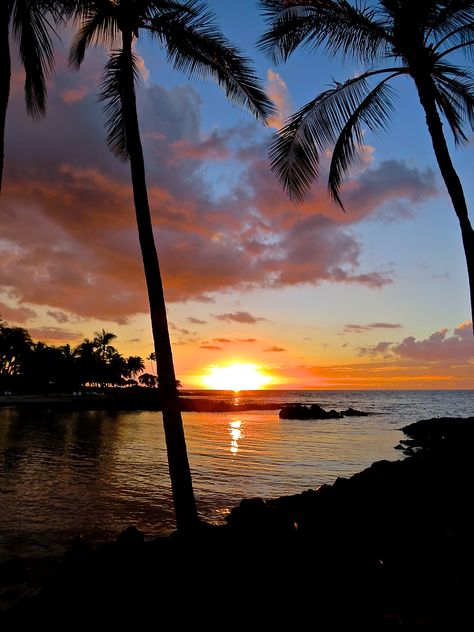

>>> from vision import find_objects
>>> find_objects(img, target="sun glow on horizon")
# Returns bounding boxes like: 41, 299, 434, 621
201, 363, 272, 391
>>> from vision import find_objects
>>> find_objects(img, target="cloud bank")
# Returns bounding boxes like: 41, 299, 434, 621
1, 47, 438, 324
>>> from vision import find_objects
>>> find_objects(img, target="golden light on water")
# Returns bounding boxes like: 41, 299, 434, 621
229, 420, 242, 454
202, 363, 272, 391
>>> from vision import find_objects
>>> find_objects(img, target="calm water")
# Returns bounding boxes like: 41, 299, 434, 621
0, 390, 472, 561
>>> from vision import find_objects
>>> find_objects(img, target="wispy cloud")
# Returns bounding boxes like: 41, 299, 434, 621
212, 311, 267, 324
186, 317, 207, 324
345, 322, 403, 333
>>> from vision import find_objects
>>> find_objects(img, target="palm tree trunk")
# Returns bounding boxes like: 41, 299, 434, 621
413, 74, 474, 332
120, 30, 198, 530
0, 2, 11, 194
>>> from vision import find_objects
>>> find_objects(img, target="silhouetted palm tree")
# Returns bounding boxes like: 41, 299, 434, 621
0, 322, 32, 377
70, 0, 274, 530
0, 0, 66, 192
93, 329, 117, 362
139, 372, 157, 388
259, 0, 474, 329
126, 355, 145, 379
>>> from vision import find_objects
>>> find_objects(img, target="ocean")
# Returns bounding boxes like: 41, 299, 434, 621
0, 389, 472, 562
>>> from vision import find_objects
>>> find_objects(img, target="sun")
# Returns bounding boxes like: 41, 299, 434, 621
202, 363, 272, 391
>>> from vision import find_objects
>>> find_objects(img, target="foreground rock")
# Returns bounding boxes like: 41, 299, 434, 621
1, 416, 473, 628
279, 403, 370, 419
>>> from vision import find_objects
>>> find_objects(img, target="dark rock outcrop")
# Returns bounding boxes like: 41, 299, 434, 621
279, 403, 370, 419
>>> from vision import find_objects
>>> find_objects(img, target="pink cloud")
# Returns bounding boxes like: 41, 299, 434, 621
358, 322, 474, 362
29, 326, 83, 343
61, 86, 90, 105
393, 324, 474, 361
266, 69, 292, 130
170, 130, 232, 162
358, 341, 393, 357
0, 46, 437, 325
0, 302, 37, 324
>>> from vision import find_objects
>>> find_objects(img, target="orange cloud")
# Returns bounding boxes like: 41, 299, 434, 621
0, 302, 37, 324
1, 49, 438, 325
266, 69, 292, 130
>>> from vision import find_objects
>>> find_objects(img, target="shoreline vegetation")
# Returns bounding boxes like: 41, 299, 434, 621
0, 390, 285, 412
1, 415, 473, 627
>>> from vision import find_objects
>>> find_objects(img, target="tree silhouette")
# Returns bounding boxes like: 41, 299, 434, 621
259, 0, 474, 329
69, 0, 274, 530
127, 355, 145, 379
93, 329, 117, 362
0, 0, 66, 192
0, 322, 32, 381
0, 322, 147, 391
139, 372, 158, 388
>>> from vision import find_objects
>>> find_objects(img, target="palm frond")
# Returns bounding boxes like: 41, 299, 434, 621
69, 1, 118, 69
425, 0, 474, 42
432, 62, 474, 142
12, 0, 57, 118
98, 49, 139, 160
142, 0, 202, 20
257, 0, 391, 65
147, 1, 274, 122
269, 99, 322, 203
329, 76, 399, 208
269, 68, 400, 201
434, 25, 474, 62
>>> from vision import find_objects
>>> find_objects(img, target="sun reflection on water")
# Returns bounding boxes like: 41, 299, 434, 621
229, 420, 242, 455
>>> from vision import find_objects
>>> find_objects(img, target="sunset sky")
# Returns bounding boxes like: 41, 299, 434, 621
1, 0, 473, 389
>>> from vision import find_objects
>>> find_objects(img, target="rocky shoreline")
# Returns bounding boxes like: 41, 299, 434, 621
1, 415, 473, 627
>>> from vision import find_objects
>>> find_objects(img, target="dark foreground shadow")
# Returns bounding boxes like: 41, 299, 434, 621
1, 416, 473, 628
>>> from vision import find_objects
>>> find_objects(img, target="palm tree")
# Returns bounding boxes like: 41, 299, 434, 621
139, 372, 158, 388
126, 355, 145, 379
0, 321, 33, 378
259, 0, 474, 329
70, 0, 274, 531
0, 0, 66, 192
93, 329, 117, 361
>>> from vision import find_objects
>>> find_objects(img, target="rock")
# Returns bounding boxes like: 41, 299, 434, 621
279, 403, 342, 419
116, 526, 145, 549
340, 407, 370, 417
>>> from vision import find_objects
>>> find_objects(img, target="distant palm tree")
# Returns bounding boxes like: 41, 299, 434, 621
0, 0, 65, 192
0, 321, 32, 377
259, 0, 474, 329
126, 355, 145, 379
139, 372, 157, 388
93, 328, 117, 362
70, 0, 274, 530
146, 351, 156, 377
